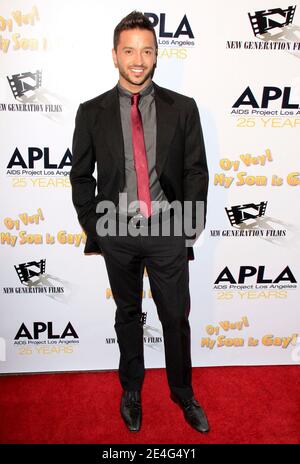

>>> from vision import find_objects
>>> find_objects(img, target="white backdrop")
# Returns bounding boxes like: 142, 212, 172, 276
0, 0, 299, 373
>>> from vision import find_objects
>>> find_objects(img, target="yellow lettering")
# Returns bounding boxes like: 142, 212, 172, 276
287, 172, 300, 186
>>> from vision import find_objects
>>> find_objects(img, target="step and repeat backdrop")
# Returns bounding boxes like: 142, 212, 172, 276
0, 0, 300, 373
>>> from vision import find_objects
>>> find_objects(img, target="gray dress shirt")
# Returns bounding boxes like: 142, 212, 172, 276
117, 81, 169, 216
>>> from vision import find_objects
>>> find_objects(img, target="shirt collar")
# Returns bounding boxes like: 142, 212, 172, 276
117, 81, 154, 99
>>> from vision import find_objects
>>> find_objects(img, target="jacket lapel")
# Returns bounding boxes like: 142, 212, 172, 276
102, 86, 125, 187
153, 82, 178, 178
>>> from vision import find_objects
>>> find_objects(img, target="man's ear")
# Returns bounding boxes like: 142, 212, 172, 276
112, 48, 118, 68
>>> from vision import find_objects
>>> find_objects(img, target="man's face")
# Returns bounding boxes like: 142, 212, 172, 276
112, 28, 157, 93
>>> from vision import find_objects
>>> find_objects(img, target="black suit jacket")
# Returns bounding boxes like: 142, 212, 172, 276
70, 82, 208, 260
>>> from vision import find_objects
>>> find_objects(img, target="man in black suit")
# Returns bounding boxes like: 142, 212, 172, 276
70, 11, 209, 433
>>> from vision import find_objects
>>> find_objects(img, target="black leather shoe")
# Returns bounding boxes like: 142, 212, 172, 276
120, 391, 142, 432
171, 394, 210, 433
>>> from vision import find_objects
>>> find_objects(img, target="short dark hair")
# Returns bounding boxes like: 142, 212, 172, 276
113, 11, 158, 51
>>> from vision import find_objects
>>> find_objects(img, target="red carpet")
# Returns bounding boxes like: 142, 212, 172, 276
0, 366, 299, 444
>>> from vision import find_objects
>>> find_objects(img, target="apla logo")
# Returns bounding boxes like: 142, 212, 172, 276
144, 12, 195, 48
233, 86, 299, 110
14, 321, 78, 341
231, 86, 300, 117
248, 6, 296, 38
6, 147, 72, 177
214, 265, 297, 290
225, 202, 268, 227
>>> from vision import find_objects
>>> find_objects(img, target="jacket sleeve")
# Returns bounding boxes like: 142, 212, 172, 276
183, 98, 209, 236
70, 104, 98, 239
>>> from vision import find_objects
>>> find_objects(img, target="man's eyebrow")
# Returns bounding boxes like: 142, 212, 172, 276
122, 46, 155, 50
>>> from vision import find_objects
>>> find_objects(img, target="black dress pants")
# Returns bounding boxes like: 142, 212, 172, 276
98, 215, 194, 401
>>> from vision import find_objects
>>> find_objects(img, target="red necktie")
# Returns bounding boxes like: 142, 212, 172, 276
131, 93, 152, 218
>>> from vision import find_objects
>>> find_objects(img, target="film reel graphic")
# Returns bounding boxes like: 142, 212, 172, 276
225, 202, 268, 227
14, 259, 46, 285
248, 6, 296, 38
7, 70, 42, 100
